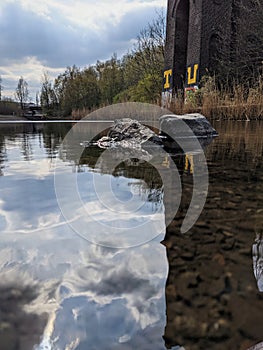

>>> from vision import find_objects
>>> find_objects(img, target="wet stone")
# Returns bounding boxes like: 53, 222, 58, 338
173, 315, 208, 339
212, 253, 225, 266
239, 248, 252, 256
207, 319, 231, 340
221, 237, 236, 250
222, 230, 234, 237
207, 276, 226, 297
202, 235, 217, 244
181, 251, 195, 261
198, 261, 224, 280
160, 113, 218, 138
171, 258, 187, 269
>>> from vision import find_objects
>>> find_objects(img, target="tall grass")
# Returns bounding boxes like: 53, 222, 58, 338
172, 75, 263, 120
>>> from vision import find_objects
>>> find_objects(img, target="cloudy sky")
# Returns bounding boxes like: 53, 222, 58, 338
0, 0, 166, 100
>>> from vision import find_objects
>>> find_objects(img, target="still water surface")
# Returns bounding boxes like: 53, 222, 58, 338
0, 121, 262, 350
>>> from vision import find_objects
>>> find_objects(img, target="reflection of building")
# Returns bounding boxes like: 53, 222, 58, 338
0, 136, 6, 176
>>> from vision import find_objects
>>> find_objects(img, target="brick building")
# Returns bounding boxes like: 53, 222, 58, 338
163, 0, 263, 103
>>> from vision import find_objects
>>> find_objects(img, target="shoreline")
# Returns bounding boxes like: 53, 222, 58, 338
0, 114, 27, 121
0, 115, 73, 122
1, 111, 263, 123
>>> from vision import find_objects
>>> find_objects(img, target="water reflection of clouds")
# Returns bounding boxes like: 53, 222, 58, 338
0, 176, 61, 233
0, 225, 168, 349
5, 158, 54, 179
43, 241, 168, 350
0, 133, 169, 350
55, 170, 165, 247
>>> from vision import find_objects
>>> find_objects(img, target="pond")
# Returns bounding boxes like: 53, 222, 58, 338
0, 120, 262, 350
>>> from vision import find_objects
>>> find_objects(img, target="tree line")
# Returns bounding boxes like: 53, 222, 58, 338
40, 12, 165, 117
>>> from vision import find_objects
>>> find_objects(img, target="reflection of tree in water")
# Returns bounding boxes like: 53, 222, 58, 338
0, 123, 73, 175
0, 134, 6, 176
20, 133, 33, 161
128, 181, 164, 204
42, 123, 72, 159
77, 144, 199, 211
78, 146, 166, 208
205, 121, 263, 169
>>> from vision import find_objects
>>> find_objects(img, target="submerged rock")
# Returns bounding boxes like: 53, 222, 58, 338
160, 113, 218, 138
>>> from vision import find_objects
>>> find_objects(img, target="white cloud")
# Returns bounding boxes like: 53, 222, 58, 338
0, 56, 64, 98
17, 0, 165, 31
20, 0, 52, 20
0, 0, 166, 98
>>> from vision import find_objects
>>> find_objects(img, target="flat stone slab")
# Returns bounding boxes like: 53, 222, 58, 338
160, 113, 218, 138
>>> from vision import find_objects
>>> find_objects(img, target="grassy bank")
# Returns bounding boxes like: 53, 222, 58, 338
71, 76, 263, 121
0, 100, 19, 116
172, 76, 263, 120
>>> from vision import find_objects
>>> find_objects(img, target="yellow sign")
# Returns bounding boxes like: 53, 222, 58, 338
164, 69, 172, 89
187, 64, 199, 85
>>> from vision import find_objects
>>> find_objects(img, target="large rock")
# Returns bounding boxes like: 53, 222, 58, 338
86, 116, 217, 152
108, 118, 154, 141
94, 118, 161, 148
160, 113, 218, 138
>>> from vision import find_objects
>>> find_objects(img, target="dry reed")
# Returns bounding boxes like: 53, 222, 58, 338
172, 75, 263, 120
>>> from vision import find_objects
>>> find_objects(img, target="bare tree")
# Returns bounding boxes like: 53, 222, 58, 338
120, 10, 166, 102
130, 10, 166, 80
0, 76, 2, 102
40, 71, 52, 108
35, 91, 39, 106
15, 77, 29, 110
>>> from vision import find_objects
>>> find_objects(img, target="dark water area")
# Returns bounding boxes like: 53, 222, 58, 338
0, 120, 262, 350
164, 121, 263, 350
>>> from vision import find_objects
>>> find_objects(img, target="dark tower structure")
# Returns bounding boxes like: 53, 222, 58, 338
162, 0, 263, 104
